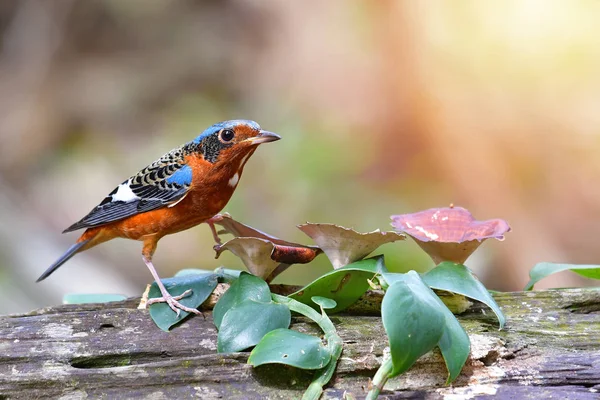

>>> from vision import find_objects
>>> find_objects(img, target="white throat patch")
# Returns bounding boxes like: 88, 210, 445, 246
228, 172, 240, 188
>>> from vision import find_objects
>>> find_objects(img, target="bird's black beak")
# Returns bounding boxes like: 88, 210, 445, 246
244, 130, 281, 145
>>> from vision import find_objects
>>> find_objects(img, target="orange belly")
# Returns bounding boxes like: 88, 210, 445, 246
83, 153, 246, 244
100, 185, 234, 241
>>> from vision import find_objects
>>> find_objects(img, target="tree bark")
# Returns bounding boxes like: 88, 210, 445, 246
0, 287, 598, 399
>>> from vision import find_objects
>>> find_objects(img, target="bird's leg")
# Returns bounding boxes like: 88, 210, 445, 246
143, 255, 202, 316
205, 215, 222, 244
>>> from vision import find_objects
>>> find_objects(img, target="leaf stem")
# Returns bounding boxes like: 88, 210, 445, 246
271, 294, 343, 400
365, 355, 393, 400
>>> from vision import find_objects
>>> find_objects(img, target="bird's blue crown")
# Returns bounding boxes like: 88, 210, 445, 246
192, 119, 260, 144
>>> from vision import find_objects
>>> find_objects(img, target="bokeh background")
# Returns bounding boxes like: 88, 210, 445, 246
1, 0, 599, 314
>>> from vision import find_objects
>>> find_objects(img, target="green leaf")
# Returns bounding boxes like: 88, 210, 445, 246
174, 269, 215, 277
289, 255, 387, 313
428, 291, 470, 383
437, 310, 470, 383
62, 293, 127, 304
524, 262, 600, 290
213, 267, 243, 283
248, 328, 331, 369
311, 296, 337, 310
382, 271, 446, 376
380, 271, 405, 286
217, 300, 291, 353
148, 273, 219, 331
422, 262, 506, 329
382, 271, 470, 382
213, 272, 271, 330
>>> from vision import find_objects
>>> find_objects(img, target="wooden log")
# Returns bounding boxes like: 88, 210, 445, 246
0, 288, 599, 399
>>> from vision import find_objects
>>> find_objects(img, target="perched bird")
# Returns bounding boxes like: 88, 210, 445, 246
37, 120, 280, 315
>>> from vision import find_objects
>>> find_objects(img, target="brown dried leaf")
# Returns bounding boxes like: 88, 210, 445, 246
214, 237, 322, 282
390, 206, 511, 264
214, 238, 280, 280
297, 223, 405, 269
211, 213, 318, 249
271, 244, 321, 265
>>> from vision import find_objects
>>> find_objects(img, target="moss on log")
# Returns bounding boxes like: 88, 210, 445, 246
0, 288, 599, 399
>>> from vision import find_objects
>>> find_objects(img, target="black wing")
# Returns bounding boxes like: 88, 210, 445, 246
63, 148, 193, 232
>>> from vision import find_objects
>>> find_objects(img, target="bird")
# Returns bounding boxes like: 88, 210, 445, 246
37, 120, 281, 315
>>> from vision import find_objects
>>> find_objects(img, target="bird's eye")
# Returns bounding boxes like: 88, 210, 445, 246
219, 129, 235, 143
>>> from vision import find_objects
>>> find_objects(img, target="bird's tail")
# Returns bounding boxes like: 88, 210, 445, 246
36, 237, 92, 282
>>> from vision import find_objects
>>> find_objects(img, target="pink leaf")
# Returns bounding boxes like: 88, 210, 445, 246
391, 206, 510, 264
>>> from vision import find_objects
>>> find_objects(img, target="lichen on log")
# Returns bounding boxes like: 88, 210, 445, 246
0, 288, 598, 399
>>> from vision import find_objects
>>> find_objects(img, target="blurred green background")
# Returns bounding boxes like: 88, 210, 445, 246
1, 0, 599, 314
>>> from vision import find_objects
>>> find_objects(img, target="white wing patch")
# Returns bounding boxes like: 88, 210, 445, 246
112, 181, 139, 202
228, 173, 240, 188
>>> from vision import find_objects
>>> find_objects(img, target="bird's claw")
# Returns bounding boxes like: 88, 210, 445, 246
147, 288, 202, 315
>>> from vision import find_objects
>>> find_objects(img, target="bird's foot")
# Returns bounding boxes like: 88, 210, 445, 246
147, 288, 202, 316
